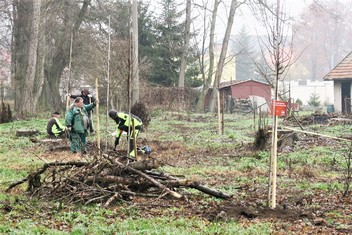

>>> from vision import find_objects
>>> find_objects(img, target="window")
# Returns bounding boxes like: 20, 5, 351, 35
298, 80, 307, 86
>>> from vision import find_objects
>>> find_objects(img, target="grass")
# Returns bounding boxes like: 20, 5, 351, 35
0, 111, 351, 233
0, 198, 273, 234
0, 214, 273, 235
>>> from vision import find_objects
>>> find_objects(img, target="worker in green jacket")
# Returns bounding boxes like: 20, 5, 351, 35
65, 97, 98, 153
46, 111, 66, 138
108, 109, 143, 157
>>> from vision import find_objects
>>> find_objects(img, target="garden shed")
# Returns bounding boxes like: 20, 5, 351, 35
217, 79, 271, 112
219, 79, 271, 101
324, 51, 352, 114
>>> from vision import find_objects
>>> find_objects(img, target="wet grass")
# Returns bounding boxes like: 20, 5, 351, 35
0, 111, 351, 234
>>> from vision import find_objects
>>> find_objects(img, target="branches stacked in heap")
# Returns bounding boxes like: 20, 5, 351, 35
6, 154, 230, 206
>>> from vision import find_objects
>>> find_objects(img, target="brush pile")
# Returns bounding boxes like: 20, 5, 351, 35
6, 152, 230, 206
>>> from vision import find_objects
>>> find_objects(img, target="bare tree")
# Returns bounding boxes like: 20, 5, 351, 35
11, 0, 92, 115
342, 142, 352, 197
293, 1, 352, 81
178, 0, 191, 88
0, 1, 12, 103
21, 0, 42, 114
131, 0, 139, 105
40, 0, 91, 110
251, 0, 295, 209
250, 0, 293, 87
208, 0, 239, 113
195, 0, 219, 112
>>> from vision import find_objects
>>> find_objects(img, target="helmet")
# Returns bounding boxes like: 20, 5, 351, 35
108, 109, 117, 118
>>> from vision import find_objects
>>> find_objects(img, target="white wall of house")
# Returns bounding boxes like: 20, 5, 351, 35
280, 80, 334, 106
332, 81, 352, 113
333, 81, 342, 113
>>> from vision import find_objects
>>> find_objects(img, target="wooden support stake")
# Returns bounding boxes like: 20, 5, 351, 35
132, 119, 138, 160
66, 32, 73, 108
95, 77, 101, 152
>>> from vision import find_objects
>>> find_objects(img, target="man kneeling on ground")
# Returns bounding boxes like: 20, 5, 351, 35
46, 111, 66, 138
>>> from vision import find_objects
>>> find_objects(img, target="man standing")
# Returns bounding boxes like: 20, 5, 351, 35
65, 97, 98, 154
70, 89, 96, 134
46, 111, 66, 138
108, 109, 143, 157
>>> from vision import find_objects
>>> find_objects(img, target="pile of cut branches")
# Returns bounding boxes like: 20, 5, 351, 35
6, 153, 230, 206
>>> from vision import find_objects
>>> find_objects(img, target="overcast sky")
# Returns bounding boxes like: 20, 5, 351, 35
149, 0, 314, 38
219, 0, 313, 36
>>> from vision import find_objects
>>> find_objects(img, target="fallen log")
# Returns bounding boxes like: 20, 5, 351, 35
158, 179, 230, 199
85, 175, 134, 185
189, 182, 230, 199
16, 129, 40, 137
40, 139, 63, 143
328, 117, 352, 126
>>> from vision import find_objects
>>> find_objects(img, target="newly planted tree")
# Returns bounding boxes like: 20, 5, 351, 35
342, 143, 352, 197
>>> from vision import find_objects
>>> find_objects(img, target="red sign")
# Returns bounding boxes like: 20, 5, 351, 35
271, 100, 287, 117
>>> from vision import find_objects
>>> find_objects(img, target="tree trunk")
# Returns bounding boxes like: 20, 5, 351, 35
31, 2, 47, 110
43, 0, 92, 111
178, 0, 191, 88
12, 0, 92, 114
209, 0, 238, 113
13, 0, 33, 114
20, 0, 41, 114
41, 53, 67, 110
131, 0, 139, 105
196, 0, 219, 112
310, 29, 317, 81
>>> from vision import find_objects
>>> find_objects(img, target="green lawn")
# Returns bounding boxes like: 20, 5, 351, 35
0, 111, 350, 234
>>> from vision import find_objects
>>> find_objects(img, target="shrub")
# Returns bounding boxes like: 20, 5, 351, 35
308, 93, 321, 107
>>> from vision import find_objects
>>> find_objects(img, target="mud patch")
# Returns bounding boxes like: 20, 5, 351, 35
204, 201, 310, 222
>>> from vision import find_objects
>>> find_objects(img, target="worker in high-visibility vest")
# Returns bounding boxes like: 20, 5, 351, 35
46, 111, 66, 138
108, 109, 143, 157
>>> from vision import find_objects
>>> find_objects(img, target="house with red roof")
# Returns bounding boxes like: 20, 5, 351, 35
324, 52, 352, 113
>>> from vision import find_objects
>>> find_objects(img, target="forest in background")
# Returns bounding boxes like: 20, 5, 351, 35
0, 0, 351, 115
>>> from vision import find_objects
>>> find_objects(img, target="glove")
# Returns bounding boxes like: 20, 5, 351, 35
93, 99, 99, 106
114, 137, 119, 149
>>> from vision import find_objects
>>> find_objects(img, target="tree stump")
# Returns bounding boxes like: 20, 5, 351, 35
16, 129, 40, 137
